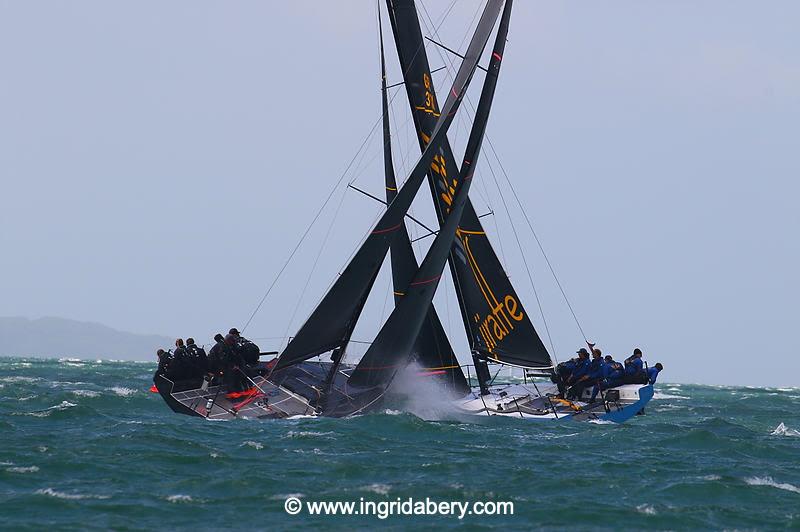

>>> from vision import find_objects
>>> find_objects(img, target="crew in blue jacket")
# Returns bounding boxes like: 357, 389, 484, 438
566, 349, 591, 385
590, 355, 625, 402
568, 349, 605, 400
623, 348, 645, 384
647, 363, 664, 384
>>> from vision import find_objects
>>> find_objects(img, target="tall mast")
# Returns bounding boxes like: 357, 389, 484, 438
379, 8, 469, 395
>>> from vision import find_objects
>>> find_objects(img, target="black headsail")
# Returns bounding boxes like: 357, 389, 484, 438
386, 0, 553, 369
346, 0, 511, 393
379, 13, 469, 395
273, 0, 504, 374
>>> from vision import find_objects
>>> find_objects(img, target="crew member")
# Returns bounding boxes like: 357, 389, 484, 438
185, 338, 208, 378
566, 348, 590, 386
155, 349, 171, 379
590, 355, 625, 402
223, 333, 249, 393
568, 349, 604, 400
624, 348, 645, 384
207, 333, 227, 378
647, 363, 663, 385
171, 338, 188, 380
229, 327, 260, 366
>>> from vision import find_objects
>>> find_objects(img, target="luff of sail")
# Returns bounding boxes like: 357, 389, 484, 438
379, 12, 470, 395
273, 0, 505, 373
386, 0, 553, 368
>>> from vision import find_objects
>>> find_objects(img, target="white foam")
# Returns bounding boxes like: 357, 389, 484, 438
0, 376, 40, 384
241, 440, 263, 450
17, 395, 37, 402
653, 392, 690, 400
284, 431, 334, 439
363, 483, 391, 495
636, 504, 657, 515
108, 386, 136, 397
38, 446, 48, 453
745, 477, 800, 494
35, 488, 110, 500
210, 452, 220, 459
25, 401, 77, 417
699, 474, 722, 481
166, 494, 194, 503
72, 390, 100, 398
588, 419, 615, 425
270, 493, 305, 500
58, 358, 83, 363
771, 423, 800, 437
7, 466, 39, 474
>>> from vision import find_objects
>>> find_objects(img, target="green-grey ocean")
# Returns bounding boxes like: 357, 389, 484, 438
1, 357, 798, 531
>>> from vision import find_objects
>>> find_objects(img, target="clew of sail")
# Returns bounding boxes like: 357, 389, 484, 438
273, 0, 505, 374
386, 0, 553, 369
379, 13, 470, 395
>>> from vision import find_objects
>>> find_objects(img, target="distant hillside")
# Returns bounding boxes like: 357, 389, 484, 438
0, 317, 172, 361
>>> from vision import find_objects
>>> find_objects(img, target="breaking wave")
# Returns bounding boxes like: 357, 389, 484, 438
35, 488, 110, 500
6, 466, 39, 474
771, 423, 800, 437
744, 477, 800, 494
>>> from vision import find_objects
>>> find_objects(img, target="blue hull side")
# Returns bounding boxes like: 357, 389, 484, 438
598, 384, 654, 423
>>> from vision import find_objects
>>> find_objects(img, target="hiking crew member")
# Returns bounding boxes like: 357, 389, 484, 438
590, 355, 625, 402
207, 333, 227, 378
624, 348, 645, 384
223, 333, 249, 393
171, 338, 189, 380
229, 327, 260, 366
647, 363, 664, 384
185, 338, 208, 378
155, 349, 171, 380
568, 349, 604, 400
567, 348, 591, 386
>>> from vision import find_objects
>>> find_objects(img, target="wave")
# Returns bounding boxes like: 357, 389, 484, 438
653, 392, 690, 400
0, 376, 41, 384
636, 504, 657, 515
6, 466, 39, 473
166, 494, 197, 503
71, 390, 100, 398
241, 441, 263, 450
745, 477, 800, 494
35, 488, 110, 500
108, 386, 136, 397
771, 423, 800, 437
21, 401, 77, 417
362, 483, 391, 495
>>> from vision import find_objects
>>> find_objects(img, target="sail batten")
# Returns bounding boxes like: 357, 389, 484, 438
387, 0, 553, 368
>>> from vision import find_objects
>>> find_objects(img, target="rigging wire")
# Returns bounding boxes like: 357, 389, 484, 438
484, 135, 588, 342
416, 0, 588, 358
280, 184, 349, 349
240, 111, 385, 334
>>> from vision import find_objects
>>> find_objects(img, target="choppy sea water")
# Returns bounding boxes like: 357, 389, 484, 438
0, 357, 798, 531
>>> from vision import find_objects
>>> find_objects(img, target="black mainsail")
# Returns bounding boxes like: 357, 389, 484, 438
273, 0, 505, 377
386, 0, 553, 369
379, 15, 470, 395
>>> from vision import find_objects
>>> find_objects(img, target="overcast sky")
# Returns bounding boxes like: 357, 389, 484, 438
1, 1, 797, 387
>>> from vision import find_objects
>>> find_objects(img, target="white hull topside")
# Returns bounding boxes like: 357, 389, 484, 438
454, 382, 651, 421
